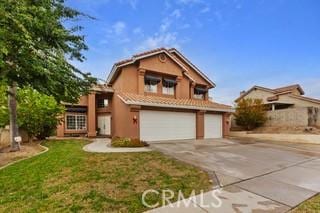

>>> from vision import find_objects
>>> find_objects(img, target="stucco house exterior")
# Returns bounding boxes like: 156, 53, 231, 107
235, 84, 320, 110
234, 84, 320, 127
56, 48, 233, 141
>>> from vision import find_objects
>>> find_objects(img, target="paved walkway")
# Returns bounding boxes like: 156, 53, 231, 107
147, 138, 320, 212
83, 138, 152, 153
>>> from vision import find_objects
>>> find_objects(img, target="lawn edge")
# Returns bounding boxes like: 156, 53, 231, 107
0, 143, 49, 170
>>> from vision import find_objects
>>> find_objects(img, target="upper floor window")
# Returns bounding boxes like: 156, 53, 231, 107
97, 99, 108, 108
144, 75, 160, 93
194, 87, 207, 100
66, 114, 86, 130
162, 78, 176, 95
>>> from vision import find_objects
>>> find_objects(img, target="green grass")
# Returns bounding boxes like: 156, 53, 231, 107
292, 194, 320, 213
0, 140, 212, 212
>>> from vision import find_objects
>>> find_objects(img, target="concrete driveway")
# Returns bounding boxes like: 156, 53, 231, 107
149, 138, 320, 212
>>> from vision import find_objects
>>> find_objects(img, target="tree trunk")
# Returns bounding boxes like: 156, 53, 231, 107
8, 84, 20, 151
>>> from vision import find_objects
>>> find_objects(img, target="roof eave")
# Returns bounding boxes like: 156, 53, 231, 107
117, 95, 233, 112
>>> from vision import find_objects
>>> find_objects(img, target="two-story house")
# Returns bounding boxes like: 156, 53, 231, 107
56, 48, 233, 141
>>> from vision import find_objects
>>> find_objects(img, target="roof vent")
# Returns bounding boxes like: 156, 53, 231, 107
159, 53, 167, 62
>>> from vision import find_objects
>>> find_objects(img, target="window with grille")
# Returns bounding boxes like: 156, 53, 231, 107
66, 115, 87, 130
97, 99, 108, 108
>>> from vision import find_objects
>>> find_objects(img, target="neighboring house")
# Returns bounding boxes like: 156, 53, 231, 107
235, 84, 320, 110
56, 48, 233, 141
234, 84, 320, 127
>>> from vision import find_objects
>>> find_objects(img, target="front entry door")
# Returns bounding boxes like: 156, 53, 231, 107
98, 115, 111, 135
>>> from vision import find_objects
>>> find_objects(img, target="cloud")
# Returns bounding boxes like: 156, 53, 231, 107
171, 9, 181, 18
138, 32, 179, 50
103, 21, 130, 44
119, 0, 138, 9
111, 21, 126, 35
133, 27, 143, 35
200, 6, 210, 13
177, 0, 202, 5
160, 18, 171, 32
180, 23, 191, 29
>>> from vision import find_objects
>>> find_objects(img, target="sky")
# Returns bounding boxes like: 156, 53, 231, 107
65, 0, 320, 105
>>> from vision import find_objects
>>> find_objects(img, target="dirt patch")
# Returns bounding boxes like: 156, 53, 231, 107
0, 142, 45, 168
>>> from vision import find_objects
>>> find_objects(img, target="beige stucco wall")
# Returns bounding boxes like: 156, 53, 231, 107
239, 88, 320, 108
139, 54, 183, 77
229, 131, 320, 144
277, 95, 320, 108
240, 89, 274, 103
0, 128, 10, 148
265, 107, 309, 127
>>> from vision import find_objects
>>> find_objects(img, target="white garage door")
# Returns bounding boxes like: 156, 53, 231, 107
140, 110, 196, 141
204, 114, 223, 138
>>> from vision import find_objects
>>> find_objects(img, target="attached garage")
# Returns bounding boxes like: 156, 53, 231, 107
140, 110, 196, 141
204, 114, 223, 139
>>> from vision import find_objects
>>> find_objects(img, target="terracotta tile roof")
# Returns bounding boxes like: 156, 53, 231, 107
107, 47, 215, 87
114, 47, 168, 66
133, 47, 167, 57
117, 92, 232, 112
91, 84, 114, 92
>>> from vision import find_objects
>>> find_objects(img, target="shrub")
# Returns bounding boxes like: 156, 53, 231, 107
234, 98, 267, 130
111, 137, 149, 147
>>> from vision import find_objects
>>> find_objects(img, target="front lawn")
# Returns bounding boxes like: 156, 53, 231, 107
0, 140, 212, 212
292, 194, 320, 212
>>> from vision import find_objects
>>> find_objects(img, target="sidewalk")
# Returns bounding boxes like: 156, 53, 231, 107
147, 186, 290, 212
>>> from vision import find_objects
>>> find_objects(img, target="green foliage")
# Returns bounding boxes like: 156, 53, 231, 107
0, 0, 96, 102
17, 88, 65, 139
0, 83, 9, 127
0, 84, 64, 138
234, 98, 267, 130
111, 137, 149, 147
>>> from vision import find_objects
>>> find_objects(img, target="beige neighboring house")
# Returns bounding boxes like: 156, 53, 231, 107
234, 84, 320, 128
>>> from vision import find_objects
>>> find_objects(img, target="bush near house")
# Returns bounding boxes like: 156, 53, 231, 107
0, 85, 65, 141
234, 98, 267, 130
111, 137, 149, 147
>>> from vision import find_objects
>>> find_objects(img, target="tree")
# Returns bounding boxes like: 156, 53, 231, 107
0, 83, 9, 127
234, 98, 267, 130
0, 85, 65, 141
0, 0, 96, 150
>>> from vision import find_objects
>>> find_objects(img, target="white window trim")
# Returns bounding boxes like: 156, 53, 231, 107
162, 85, 175, 95
66, 114, 87, 130
144, 82, 158, 93
194, 94, 204, 100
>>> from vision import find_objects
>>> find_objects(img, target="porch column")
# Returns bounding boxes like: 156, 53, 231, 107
175, 76, 182, 98
272, 104, 275, 111
138, 68, 146, 95
190, 82, 196, 99
129, 105, 141, 139
196, 110, 205, 139
87, 92, 97, 137
223, 113, 231, 137
204, 86, 210, 101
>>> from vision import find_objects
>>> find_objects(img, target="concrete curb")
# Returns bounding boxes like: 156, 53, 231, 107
83, 139, 152, 153
0, 143, 49, 171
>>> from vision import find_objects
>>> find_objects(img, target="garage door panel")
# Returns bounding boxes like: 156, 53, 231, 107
204, 114, 223, 139
140, 110, 196, 141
